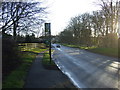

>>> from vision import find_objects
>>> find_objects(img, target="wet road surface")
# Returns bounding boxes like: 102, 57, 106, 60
52, 44, 120, 88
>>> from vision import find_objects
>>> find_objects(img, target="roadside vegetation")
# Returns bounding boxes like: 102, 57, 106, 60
58, 0, 119, 58
62, 43, 96, 49
88, 47, 118, 57
2, 43, 47, 88
62, 43, 119, 58
42, 51, 55, 65
2, 1, 48, 88
42, 50, 59, 70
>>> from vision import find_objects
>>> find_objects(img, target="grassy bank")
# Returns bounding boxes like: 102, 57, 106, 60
3, 43, 47, 88
62, 43, 118, 58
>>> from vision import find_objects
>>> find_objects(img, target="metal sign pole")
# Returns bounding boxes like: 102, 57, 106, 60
49, 23, 51, 63
45, 23, 51, 63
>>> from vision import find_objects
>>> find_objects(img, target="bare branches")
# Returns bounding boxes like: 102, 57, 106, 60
1, 1, 47, 38
58, 0, 119, 47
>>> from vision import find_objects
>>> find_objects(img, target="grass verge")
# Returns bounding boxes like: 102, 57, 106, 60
2, 43, 47, 88
61, 43, 79, 48
88, 47, 118, 58
42, 50, 59, 70
61, 43, 96, 49
62, 43, 118, 58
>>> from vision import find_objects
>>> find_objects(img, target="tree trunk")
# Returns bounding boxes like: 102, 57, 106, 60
13, 22, 17, 40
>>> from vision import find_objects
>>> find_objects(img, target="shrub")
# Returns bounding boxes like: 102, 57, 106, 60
2, 37, 21, 79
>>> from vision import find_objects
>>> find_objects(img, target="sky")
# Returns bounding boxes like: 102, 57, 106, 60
42, 0, 101, 35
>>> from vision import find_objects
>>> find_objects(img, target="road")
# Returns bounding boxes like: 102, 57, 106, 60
52, 44, 120, 89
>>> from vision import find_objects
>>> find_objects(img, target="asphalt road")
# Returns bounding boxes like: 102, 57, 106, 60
52, 44, 120, 89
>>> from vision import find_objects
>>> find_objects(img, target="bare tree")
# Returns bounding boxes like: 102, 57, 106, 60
99, 0, 119, 34
0, 1, 47, 40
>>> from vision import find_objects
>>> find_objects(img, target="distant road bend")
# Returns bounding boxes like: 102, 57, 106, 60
52, 44, 120, 88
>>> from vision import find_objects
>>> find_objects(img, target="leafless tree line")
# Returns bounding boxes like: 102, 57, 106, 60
59, 0, 119, 48
0, 1, 47, 40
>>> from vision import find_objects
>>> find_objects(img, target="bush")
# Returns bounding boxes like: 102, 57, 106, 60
2, 37, 21, 79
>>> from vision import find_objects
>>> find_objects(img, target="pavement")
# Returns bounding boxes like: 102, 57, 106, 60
52, 44, 120, 89
24, 52, 76, 88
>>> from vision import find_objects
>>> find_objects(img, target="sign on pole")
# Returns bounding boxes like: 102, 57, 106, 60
45, 23, 50, 32
45, 23, 51, 63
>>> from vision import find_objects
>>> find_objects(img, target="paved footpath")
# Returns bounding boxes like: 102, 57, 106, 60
24, 52, 76, 88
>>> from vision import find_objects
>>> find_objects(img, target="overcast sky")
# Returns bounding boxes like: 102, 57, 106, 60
43, 0, 101, 35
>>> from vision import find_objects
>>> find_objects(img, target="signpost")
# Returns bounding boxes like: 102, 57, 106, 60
45, 23, 51, 63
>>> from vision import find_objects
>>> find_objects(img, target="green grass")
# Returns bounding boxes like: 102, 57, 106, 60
88, 47, 118, 57
62, 43, 96, 49
61, 43, 79, 48
19, 43, 46, 52
2, 52, 36, 88
42, 51, 55, 66
62, 43, 118, 58
3, 43, 47, 88
79, 46, 97, 49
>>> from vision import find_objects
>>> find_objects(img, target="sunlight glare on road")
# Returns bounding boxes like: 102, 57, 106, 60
53, 45, 119, 88
56, 48, 62, 51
